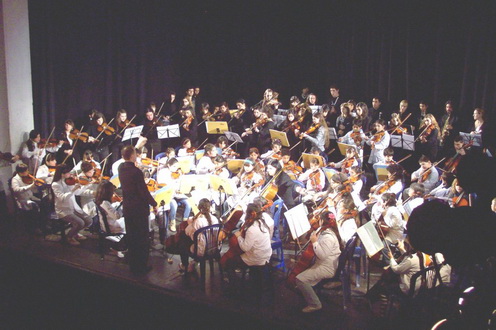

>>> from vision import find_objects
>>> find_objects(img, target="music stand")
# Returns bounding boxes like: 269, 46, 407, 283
194, 150, 205, 162
302, 153, 325, 169
157, 124, 180, 139
391, 133, 415, 151
227, 159, 244, 174
122, 125, 143, 142
329, 127, 338, 140
209, 176, 238, 196
459, 132, 481, 147
337, 142, 354, 156
206, 121, 229, 134
309, 105, 322, 114
224, 131, 244, 143
153, 185, 174, 205
178, 174, 209, 195
373, 164, 389, 182
176, 156, 194, 173
284, 203, 310, 241
269, 129, 290, 147
356, 221, 383, 258
322, 167, 339, 183
109, 174, 120, 188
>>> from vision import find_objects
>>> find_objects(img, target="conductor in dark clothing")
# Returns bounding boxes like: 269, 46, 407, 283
118, 145, 157, 274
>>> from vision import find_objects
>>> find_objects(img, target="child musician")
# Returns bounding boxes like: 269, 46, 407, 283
177, 138, 195, 157
328, 195, 358, 244
428, 172, 455, 199
36, 153, 58, 185
366, 119, 390, 166
248, 147, 265, 174
22, 130, 62, 174
300, 113, 330, 156
398, 183, 425, 222
158, 147, 176, 168
296, 210, 343, 313
11, 163, 41, 212
446, 178, 470, 208
232, 158, 265, 206
222, 203, 272, 286
95, 180, 125, 234
411, 155, 439, 193
368, 164, 404, 204
371, 193, 405, 250
328, 146, 360, 174
76, 161, 99, 219
51, 164, 93, 246
261, 139, 283, 161
196, 143, 217, 175
281, 147, 303, 180
157, 158, 191, 232
73, 150, 101, 173
296, 158, 325, 202
339, 119, 366, 151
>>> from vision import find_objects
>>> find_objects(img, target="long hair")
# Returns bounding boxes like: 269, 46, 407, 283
245, 203, 269, 234
53, 163, 71, 183
197, 198, 213, 225
313, 112, 330, 148
321, 211, 344, 250
95, 180, 115, 206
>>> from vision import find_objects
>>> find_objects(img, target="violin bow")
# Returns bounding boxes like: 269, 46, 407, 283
62, 125, 84, 164
34, 126, 56, 176
387, 112, 412, 133
95, 118, 115, 148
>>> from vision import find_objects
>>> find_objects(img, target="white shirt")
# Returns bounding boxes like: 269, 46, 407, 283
51, 179, 92, 218
411, 167, 439, 193
36, 165, 55, 184
237, 220, 272, 266
99, 200, 125, 233
298, 168, 325, 192
196, 156, 215, 175
185, 213, 219, 256
367, 131, 390, 164
111, 159, 125, 176
390, 253, 421, 295
11, 174, 37, 208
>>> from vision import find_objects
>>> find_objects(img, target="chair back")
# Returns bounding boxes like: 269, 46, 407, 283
154, 152, 166, 161
192, 224, 222, 259
95, 203, 111, 234
335, 234, 358, 276
407, 256, 445, 297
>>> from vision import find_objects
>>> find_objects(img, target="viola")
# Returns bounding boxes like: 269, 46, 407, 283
111, 193, 123, 203
22, 174, 45, 187
299, 123, 320, 139
452, 193, 469, 208
97, 123, 116, 136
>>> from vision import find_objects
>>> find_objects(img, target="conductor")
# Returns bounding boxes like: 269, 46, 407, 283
118, 145, 157, 274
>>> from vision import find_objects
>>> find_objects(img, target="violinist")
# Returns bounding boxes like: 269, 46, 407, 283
417, 114, 440, 161
348, 166, 365, 210
216, 136, 236, 160
328, 146, 359, 175
339, 119, 366, 150
296, 158, 325, 203
411, 155, 439, 193
230, 99, 249, 137
36, 153, 58, 185
266, 159, 297, 238
247, 147, 265, 174
260, 139, 283, 161
300, 113, 330, 155
157, 147, 176, 169
336, 103, 353, 137
177, 138, 195, 157
446, 178, 470, 208
251, 107, 275, 154
389, 113, 408, 135
76, 161, 99, 219
216, 102, 232, 122
163, 91, 177, 122
232, 158, 265, 204
110, 109, 132, 165
56, 119, 78, 164
210, 156, 230, 215
396, 100, 415, 128
140, 108, 163, 157
196, 143, 217, 175
181, 107, 198, 145
368, 164, 404, 203
281, 148, 303, 180
427, 172, 455, 200
213, 155, 230, 179
222, 203, 272, 288
443, 136, 469, 174
241, 107, 262, 154
11, 163, 41, 216
295, 103, 313, 134
95, 180, 126, 235
331, 195, 358, 244
157, 158, 191, 233
87, 112, 111, 165
22, 130, 62, 173
366, 119, 390, 166
295, 210, 342, 313
355, 102, 372, 132
167, 198, 218, 274
72, 150, 101, 174
397, 183, 425, 221
51, 164, 93, 246
278, 110, 300, 149
415, 101, 429, 131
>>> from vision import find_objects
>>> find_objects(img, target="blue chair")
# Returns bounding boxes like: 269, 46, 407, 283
188, 224, 223, 285
315, 234, 359, 310
154, 152, 166, 161
269, 199, 286, 272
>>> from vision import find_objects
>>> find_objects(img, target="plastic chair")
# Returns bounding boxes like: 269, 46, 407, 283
315, 234, 359, 310
269, 200, 286, 272
95, 204, 126, 260
154, 152, 166, 161
189, 224, 223, 284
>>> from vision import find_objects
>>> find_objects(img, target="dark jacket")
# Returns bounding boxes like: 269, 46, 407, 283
118, 161, 157, 218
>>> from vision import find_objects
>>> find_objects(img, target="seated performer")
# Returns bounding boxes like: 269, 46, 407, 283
339, 119, 366, 151
368, 163, 404, 204
296, 158, 325, 203
328, 146, 360, 174
36, 153, 58, 185
281, 147, 303, 180
398, 182, 425, 222
221, 203, 272, 285
22, 129, 62, 174
95, 180, 125, 234
51, 164, 93, 246
247, 147, 265, 174
177, 138, 195, 157
167, 198, 219, 273
230, 158, 265, 208
300, 112, 330, 156
11, 163, 41, 231
411, 155, 439, 193
196, 143, 217, 175
328, 195, 358, 244
76, 161, 99, 220
73, 150, 101, 173
427, 172, 455, 199
295, 210, 343, 313
260, 139, 283, 161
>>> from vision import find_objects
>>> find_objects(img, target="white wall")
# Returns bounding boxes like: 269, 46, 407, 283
0, 0, 34, 214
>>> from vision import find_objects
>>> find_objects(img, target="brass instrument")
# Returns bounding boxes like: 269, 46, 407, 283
440, 114, 451, 146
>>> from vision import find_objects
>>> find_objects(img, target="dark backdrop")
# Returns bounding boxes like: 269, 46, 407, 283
29, 0, 496, 134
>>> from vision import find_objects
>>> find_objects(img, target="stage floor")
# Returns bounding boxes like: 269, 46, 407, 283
0, 220, 380, 329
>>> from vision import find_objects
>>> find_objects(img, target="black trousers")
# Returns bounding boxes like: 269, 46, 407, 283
124, 214, 150, 272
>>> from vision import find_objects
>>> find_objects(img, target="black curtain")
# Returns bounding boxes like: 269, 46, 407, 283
29, 0, 496, 135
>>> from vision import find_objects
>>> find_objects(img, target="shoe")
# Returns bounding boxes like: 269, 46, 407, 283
67, 238, 80, 246
76, 233, 87, 241
169, 220, 177, 232
167, 257, 173, 264
302, 305, 322, 313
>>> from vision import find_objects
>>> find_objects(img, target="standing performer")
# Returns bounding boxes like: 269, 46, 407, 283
118, 146, 157, 274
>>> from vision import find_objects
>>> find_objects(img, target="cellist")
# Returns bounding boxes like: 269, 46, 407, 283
295, 210, 342, 313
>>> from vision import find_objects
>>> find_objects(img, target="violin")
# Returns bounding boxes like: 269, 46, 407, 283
141, 157, 159, 167
38, 138, 59, 148
222, 147, 239, 158
342, 157, 355, 170
111, 193, 123, 203
146, 178, 165, 192
270, 151, 282, 160
419, 167, 433, 183
182, 116, 193, 131
252, 118, 268, 130
299, 123, 320, 139
118, 120, 136, 129
419, 124, 434, 142
171, 169, 183, 180
309, 170, 322, 192
283, 120, 301, 133
22, 174, 46, 187
69, 129, 89, 143
97, 123, 115, 136
452, 193, 469, 208
392, 126, 408, 134
350, 131, 362, 144
64, 176, 78, 185
366, 179, 396, 204
371, 131, 385, 143
284, 161, 303, 176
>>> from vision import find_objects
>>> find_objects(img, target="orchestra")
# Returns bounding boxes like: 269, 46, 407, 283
5, 85, 495, 320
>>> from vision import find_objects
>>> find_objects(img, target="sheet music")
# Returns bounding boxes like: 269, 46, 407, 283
356, 221, 384, 257
122, 125, 143, 142
284, 203, 310, 240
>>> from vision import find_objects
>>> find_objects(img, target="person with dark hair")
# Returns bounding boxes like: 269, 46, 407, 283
368, 163, 404, 204
139, 108, 163, 157
57, 119, 79, 165
336, 103, 353, 137
36, 153, 57, 185
417, 114, 440, 161
196, 143, 217, 175
222, 203, 272, 286
329, 85, 343, 110
296, 158, 325, 203
251, 107, 276, 154
230, 99, 249, 138
95, 180, 125, 234
22, 130, 62, 174
366, 119, 391, 166
118, 145, 157, 274
355, 102, 372, 132
179, 106, 198, 146
296, 210, 342, 313
52, 164, 93, 246
411, 155, 439, 193
247, 147, 265, 174
86, 112, 111, 167
369, 96, 385, 122
177, 138, 195, 157
11, 163, 40, 212
438, 100, 459, 157
301, 112, 330, 156
416, 100, 429, 131
428, 171, 455, 199
399, 182, 425, 221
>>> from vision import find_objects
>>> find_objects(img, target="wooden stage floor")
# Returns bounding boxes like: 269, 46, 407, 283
0, 220, 382, 329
